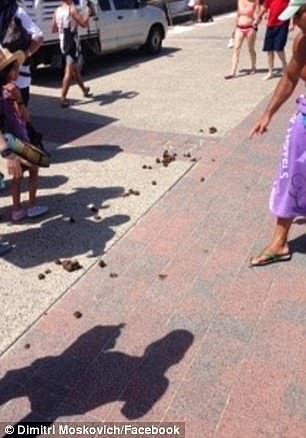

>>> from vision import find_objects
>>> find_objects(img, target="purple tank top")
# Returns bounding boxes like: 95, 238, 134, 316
0, 90, 28, 142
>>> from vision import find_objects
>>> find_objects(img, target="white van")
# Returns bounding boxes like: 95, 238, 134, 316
21, 0, 168, 68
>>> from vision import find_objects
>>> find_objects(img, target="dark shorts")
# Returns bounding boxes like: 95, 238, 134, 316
263, 22, 289, 52
20, 87, 30, 107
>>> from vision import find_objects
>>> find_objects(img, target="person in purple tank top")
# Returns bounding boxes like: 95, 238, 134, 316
249, 0, 306, 266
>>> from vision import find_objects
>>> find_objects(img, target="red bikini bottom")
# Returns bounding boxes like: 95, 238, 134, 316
236, 24, 254, 38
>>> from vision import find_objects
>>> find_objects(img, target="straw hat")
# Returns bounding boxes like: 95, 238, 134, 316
0, 47, 25, 72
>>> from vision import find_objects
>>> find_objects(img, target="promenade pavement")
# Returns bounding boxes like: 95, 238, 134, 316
0, 12, 288, 354
1, 14, 306, 438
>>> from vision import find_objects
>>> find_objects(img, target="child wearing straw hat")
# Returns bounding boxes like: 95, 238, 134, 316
0, 47, 48, 222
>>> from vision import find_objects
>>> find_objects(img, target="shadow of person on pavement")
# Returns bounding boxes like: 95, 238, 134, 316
0, 174, 69, 202
31, 175, 69, 190
0, 327, 194, 436
289, 233, 306, 255
50, 144, 123, 164
74, 90, 139, 107
29, 94, 118, 146
1, 186, 130, 267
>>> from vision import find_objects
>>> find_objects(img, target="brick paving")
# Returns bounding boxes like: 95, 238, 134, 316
1, 88, 306, 438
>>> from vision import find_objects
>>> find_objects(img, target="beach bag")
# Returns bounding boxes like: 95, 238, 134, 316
63, 27, 77, 58
1, 133, 50, 168
61, 7, 78, 59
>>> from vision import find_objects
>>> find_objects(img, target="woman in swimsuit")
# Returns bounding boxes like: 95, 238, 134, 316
225, 0, 260, 79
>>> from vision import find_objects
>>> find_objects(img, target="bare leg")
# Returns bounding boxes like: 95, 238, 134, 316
247, 29, 256, 73
276, 50, 287, 72
61, 63, 74, 102
250, 217, 292, 266
72, 64, 87, 94
263, 51, 274, 80
194, 5, 203, 22
28, 166, 39, 207
11, 177, 22, 212
225, 29, 244, 78
202, 5, 208, 21
198, 5, 204, 21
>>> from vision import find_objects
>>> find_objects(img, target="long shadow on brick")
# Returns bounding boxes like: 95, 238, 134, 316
0, 327, 193, 435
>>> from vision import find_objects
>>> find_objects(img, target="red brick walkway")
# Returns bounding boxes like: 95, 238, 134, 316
1, 90, 306, 437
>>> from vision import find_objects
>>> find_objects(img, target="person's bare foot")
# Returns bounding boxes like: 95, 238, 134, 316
263, 72, 273, 80
249, 243, 291, 267
83, 86, 93, 97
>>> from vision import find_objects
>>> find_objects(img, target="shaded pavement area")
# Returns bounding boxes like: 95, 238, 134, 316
1, 84, 306, 437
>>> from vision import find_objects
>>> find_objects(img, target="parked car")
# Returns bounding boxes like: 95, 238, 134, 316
21, 0, 168, 69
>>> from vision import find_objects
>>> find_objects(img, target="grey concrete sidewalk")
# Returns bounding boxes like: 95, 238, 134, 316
29, 13, 294, 137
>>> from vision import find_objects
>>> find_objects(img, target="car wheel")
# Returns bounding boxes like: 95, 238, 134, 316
145, 25, 163, 54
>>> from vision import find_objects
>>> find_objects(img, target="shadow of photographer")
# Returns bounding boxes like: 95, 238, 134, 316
0, 325, 194, 436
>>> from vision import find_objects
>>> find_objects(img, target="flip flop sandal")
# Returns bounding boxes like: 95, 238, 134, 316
83, 87, 92, 97
61, 100, 70, 108
224, 74, 236, 80
249, 252, 292, 268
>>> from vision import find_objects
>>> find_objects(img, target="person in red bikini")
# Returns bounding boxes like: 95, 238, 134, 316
225, 0, 261, 79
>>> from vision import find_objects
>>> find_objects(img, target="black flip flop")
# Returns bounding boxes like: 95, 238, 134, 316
83, 87, 93, 98
249, 252, 292, 268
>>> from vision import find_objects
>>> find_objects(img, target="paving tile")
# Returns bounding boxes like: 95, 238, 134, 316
281, 383, 306, 421
275, 415, 306, 438
168, 378, 229, 428
219, 271, 273, 321
163, 409, 214, 438
249, 309, 306, 371
216, 359, 290, 438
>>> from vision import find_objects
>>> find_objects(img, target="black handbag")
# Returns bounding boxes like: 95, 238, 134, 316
63, 27, 77, 58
